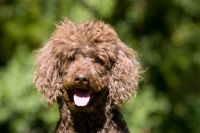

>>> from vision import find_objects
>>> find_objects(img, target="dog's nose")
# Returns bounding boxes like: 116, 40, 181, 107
74, 73, 90, 85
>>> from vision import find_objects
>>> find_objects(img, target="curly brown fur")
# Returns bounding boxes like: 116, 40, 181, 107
34, 18, 141, 133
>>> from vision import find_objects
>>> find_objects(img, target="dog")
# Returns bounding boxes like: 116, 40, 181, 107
34, 18, 141, 133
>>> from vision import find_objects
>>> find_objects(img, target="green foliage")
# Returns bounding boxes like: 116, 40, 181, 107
122, 85, 171, 133
0, 46, 59, 133
0, 0, 200, 133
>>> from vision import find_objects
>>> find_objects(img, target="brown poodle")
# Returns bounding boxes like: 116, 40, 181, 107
34, 18, 141, 133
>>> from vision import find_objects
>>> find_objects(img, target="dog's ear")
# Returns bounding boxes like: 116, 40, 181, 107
108, 42, 141, 107
34, 19, 76, 106
33, 41, 63, 106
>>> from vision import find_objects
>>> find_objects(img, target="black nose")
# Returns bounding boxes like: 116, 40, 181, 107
74, 73, 90, 85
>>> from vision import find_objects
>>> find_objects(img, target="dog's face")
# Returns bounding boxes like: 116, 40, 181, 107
34, 19, 140, 111
60, 38, 119, 112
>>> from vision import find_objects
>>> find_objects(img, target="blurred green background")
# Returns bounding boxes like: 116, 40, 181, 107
0, 0, 200, 133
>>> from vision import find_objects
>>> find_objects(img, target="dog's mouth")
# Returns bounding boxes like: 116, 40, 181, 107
73, 89, 92, 106
67, 88, 94, 107
65, 87, 108, 112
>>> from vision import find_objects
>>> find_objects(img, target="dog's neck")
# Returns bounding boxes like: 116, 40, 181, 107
54, 98, 129, 133
55, 97, 108, 132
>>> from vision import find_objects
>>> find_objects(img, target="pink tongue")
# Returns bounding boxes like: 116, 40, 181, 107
73, 90, 90, 106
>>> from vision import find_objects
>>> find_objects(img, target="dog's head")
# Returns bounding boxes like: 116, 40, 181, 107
34, 19, 141, 111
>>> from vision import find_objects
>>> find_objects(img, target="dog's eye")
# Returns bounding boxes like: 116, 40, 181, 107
94, 57, 103, 64
68, 56, 75, 61
94, 39, 101, 43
